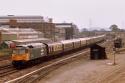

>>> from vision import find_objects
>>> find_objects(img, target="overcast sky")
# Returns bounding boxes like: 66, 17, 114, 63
0, 0, 125, 30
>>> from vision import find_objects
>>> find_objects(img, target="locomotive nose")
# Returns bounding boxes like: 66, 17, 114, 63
12, 54, 29, 61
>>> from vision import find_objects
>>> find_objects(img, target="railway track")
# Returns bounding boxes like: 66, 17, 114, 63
0, 64, 18, 77
0, 56, 10, 61
0, 64, 12, 70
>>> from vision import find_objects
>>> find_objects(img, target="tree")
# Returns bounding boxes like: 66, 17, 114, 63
109, 24, 120, 32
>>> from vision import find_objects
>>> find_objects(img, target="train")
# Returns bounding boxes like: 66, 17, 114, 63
11, 35, 105, 68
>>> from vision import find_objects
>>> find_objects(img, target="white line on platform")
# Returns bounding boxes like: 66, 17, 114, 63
5, 50, 89, 83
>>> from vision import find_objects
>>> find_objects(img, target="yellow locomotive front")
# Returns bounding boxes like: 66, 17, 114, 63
12, 47, 29, 61
12, 46, 30, 67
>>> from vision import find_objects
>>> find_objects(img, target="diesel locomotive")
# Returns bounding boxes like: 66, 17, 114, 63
11, 35, 105, 68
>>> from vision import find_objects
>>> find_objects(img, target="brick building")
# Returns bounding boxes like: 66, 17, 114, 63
0, 15, 55, 41
55, 23, 79, 40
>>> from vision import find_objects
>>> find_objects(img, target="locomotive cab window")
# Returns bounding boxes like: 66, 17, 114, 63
13, 49, 26, 55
